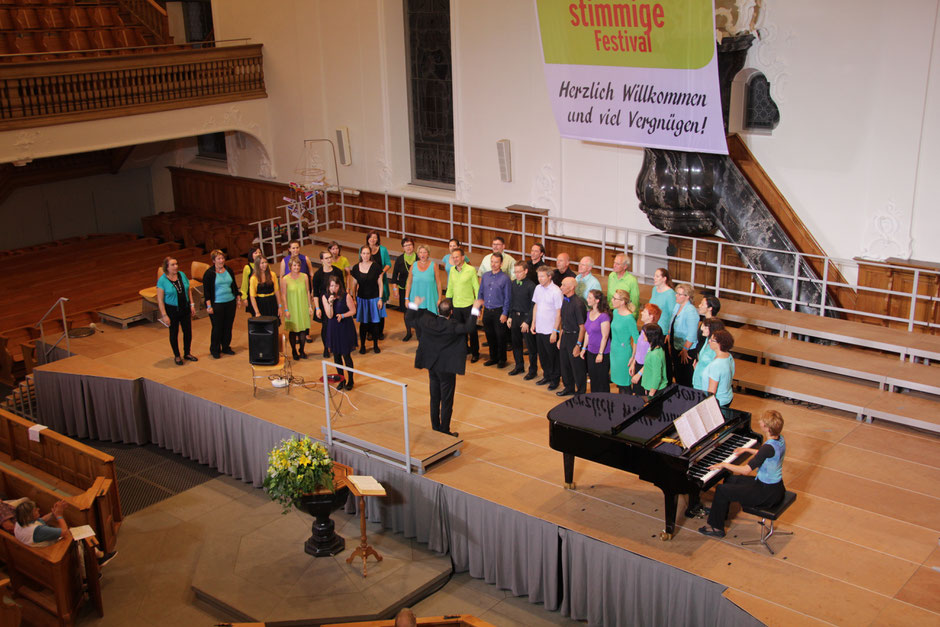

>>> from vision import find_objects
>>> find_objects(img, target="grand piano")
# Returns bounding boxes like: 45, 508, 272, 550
547, 385, 760, 540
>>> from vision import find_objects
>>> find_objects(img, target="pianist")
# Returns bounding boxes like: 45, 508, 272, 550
699, 410, 786, 538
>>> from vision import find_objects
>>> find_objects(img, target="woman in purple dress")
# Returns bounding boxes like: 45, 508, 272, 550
582, 289, 612, 393
322, 275, 358, 390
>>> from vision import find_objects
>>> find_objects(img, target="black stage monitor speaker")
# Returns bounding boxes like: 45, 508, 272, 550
248, 316, 279, 365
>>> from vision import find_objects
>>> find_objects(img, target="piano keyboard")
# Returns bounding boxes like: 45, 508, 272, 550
688, 433, 758, 485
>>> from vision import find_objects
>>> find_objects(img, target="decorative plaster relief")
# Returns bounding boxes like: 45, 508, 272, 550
715, 0, 762, 41
224, 133, 239, 177
375, 145, 393, 191
456, 167, 474, 203
860, 199, 912, 261
13, 130, 42, 163
749, 8, 792, 104
531, 164, 557, 212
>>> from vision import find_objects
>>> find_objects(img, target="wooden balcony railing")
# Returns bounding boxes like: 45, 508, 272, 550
117, 0, 170, 44
0, 43, 266, 130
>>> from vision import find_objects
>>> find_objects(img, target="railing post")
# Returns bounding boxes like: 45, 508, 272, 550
715, 241, 722, 297
401, 194, 406, 238
521, 214, 527, 259
322, 360, 333, 446
384, 193, 390, 238
820, 257, 829, 317
60, 298, 70, 354
790, 253, 800, 311
449, 203, 454, 240
909, 269, 920, 332
467, 205, 473, 252
401, 383, 411, 474
322, 192, 330, 231
690, 238, 697, 288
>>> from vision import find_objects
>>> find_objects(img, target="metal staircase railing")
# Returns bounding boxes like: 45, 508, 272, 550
35, 297, 70, 363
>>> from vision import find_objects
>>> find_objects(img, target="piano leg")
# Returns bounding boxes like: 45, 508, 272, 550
661, 491, 678, 541
563, 454, 576, 490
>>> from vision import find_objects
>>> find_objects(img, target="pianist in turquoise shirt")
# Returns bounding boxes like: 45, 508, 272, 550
700, 410, 786, 538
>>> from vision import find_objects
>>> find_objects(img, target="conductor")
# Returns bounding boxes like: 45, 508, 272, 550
406, 296, 483, 437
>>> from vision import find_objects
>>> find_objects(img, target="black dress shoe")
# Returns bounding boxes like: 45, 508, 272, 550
547, 382, 560, 391
508, 367, 524, 376
359, 346, 367, 354
497, 362, 508, 369
556, 389, 575, 397
336, 380, 346, 390
211, 352, 221, 359
221, 347, 235, 355
470, 354, 480, 363
322, 349, 330, 358
698, 526, 725, 538
446, 431, 459, 438
535, 378, 550, 386
403, 332, 412, 342
184, 354, 198, 362
483, 359, 498, 367
299, 352, 308, 359
344, 381, 354, 390
524, 372, 538, 380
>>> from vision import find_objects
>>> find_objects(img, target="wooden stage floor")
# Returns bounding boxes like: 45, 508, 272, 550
41, 309, 940, 627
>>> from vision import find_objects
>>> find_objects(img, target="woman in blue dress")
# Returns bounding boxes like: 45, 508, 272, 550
367, 230, 391, 340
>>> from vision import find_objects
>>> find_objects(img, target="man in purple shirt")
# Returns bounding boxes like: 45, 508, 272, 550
479, 253, 512, 367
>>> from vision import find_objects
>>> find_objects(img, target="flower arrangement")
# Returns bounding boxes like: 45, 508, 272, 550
263, 436, 335, 513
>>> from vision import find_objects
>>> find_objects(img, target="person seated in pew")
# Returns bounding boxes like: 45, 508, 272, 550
0, 499, 15, 534
13, 499, 68, 547
13, 499, 117, 565
699, 410, 786, 538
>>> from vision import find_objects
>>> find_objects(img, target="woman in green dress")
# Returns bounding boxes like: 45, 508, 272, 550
609, 289, 639, 393
632, 323, 667, 398
280, 256, 314, 360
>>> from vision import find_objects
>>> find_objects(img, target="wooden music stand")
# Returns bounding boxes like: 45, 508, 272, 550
346, 475, 386, 577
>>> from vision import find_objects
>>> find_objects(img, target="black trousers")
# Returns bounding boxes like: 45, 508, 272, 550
208, 299, 236, 355
428, 369, 457, 433
670, 343, 695, 387
510, 313, 538, 374
559, 332, 587, 393
535, 333, 559, 383
165, 304, 192, 358
585, 350, 610, 393
452, 306, 479, 358
707, 475, 785, 530
482, 308, 509, 364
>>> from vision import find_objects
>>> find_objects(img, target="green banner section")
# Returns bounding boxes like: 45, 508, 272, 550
537, 0, 714, 69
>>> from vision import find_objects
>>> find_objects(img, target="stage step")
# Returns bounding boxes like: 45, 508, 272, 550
733, 329, 940, 396
733, 360, 940, 433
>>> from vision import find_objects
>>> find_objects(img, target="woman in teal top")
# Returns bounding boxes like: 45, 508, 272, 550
407, 245, 440, 316
700, 410, 786, 538
609, 289, 639, 392
156, 256, 197, 365
704, 329, 736, 407
201, 249, 240, 359
633, 324, 667, 396
692, 318, 724, 391
367, 231, 391, 339
648, 267, 675, 335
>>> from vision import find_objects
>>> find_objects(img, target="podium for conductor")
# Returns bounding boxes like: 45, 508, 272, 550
405, 296, 483, 437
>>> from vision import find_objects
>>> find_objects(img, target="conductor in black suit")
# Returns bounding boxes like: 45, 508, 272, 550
405, 296, 483, 437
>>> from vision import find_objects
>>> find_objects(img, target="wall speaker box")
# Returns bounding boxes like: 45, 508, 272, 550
336, 126, 351, 166
496, 139, 512, 182
248, 316, 279, 365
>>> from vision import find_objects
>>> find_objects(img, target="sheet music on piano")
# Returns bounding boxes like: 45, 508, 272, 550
673, 396, 725, 450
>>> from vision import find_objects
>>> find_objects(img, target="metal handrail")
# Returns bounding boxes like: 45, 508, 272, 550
35, 297, 71, 361
258, 187, 939, 333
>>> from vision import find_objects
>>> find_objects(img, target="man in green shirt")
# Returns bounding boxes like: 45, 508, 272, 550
606, 253, 640, 317
446, 248, 481, 361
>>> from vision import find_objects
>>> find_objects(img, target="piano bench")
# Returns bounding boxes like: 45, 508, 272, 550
740, 491, 797, 556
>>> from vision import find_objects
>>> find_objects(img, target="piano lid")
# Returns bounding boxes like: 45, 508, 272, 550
546, 393, 645, 434
546, 386, 712, 446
